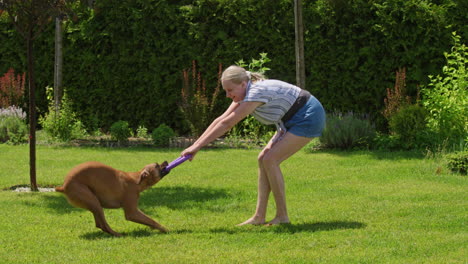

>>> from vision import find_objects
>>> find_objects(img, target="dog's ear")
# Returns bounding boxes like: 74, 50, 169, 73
138, 170, 149, 184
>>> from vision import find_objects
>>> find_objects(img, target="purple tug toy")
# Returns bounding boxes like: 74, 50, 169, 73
161, 154, 192, 177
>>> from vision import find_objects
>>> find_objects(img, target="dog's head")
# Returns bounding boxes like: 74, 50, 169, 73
138, 161, 169, 187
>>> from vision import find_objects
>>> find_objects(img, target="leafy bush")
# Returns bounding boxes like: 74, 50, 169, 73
179, 61, 223, 137
227, 116, 275, 147
0, 68, 25, 108
422, 32, 468, 146
110, 121, 132, 142
0, 115, 27, 144
226, 53, 275, 147
236, 52, 271, 76
445, 151, 467, 175
136, 125, 149, 139
39, 89, 87, 142
372, 133, 405, 151
152, 124, 176, 147
320, 113, 376, 150
0, 105, 26, 119
388, 104, 431, 149
383, 67, 411, 121
0, 106, 27, 144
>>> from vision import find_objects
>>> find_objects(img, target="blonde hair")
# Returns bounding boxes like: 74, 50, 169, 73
221, 65, 266, 84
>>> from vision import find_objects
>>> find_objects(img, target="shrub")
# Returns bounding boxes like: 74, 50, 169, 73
227, 115, 275, 147
226, 54, 275, 147
0, 105, 26, 119
0, 68, 25, 108
372, 133, 404, 151
180, 61, 223, 137
39, 89, 87, 142
0, 115, 27, 144
110, 120, 131, 142
236, 52, 271, 76
320, 113, 376, 150
0, 106, 27, 144
136, 125, 149, 139
388, 104, 431, 149
445, 151, 467, 175
383, 67, 411, 121
422, 32, 468, 146
152, 124, 176, 147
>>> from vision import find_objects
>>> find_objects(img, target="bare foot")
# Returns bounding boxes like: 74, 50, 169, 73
237, 217, 266, 226
265, 217, 290, 226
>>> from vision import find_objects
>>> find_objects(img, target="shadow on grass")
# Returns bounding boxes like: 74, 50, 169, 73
80, 221, 365, 240
79, 229, 161, 240
313, 149, 426, 160
36, 185, 232, 215
210, 221, 366, 234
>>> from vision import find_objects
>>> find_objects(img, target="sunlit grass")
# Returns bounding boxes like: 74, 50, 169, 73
0, 144, 466, 263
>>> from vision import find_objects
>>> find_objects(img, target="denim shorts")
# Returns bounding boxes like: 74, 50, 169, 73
284, 95, 326, 138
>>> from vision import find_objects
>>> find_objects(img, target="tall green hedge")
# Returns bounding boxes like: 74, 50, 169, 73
0, 0, 466, 134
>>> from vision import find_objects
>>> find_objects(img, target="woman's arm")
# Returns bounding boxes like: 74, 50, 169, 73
192, 101, 239, 147
182, 101, 262, 158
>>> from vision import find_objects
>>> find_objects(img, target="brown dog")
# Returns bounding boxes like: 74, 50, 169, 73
56, 161, 169, 237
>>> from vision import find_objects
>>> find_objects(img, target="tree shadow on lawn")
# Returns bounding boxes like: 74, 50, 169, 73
37, 185, 232, 215
210, 221, 366, 234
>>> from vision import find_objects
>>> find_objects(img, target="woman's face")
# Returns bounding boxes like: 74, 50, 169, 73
222, 80, 247, 103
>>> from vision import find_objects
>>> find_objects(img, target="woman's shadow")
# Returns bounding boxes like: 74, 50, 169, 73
210, 221, 366, 234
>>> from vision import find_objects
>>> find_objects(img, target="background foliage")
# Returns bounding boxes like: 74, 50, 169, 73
422, 32, 467, 146
0, 0, 466, 135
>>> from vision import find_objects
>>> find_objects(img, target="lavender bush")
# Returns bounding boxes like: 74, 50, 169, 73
0, 106, 26, 120
320, 112, 376, 150
0, 106, 28, 144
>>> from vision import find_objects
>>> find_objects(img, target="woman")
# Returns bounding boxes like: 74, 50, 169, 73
181, 65, 325, 225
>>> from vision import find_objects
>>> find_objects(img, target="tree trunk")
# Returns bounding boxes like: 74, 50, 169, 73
294, 0, 306, 89
54, 16, 63, 113
27, 30, 38, 192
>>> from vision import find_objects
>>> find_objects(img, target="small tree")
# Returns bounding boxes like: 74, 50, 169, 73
294, 0, 306, 89
0, 0, 75, 191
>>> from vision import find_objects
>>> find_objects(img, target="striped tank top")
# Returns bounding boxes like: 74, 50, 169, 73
241, 79, 301, 128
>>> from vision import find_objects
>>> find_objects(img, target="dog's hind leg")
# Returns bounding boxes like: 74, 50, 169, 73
64, 183, 122, 237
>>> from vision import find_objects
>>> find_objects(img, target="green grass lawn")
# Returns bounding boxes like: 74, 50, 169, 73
0, 144, 466, 263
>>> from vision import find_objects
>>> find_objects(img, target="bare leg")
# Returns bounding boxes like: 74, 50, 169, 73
237, 157, 271, 225
237, 137, 277, 226
238, 132, 312, 226
261, 132, 312, 225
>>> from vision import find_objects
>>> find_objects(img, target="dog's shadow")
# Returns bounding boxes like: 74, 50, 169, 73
210, 221, 366, 234
79, 229, 163, 240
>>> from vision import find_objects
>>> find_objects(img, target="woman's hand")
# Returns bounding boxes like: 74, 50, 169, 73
181, 144, 200, 161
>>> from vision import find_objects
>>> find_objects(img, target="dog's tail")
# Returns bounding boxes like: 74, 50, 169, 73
55, 186, 65, 192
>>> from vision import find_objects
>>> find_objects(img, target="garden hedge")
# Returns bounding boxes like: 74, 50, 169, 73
0, 0, 466, 134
